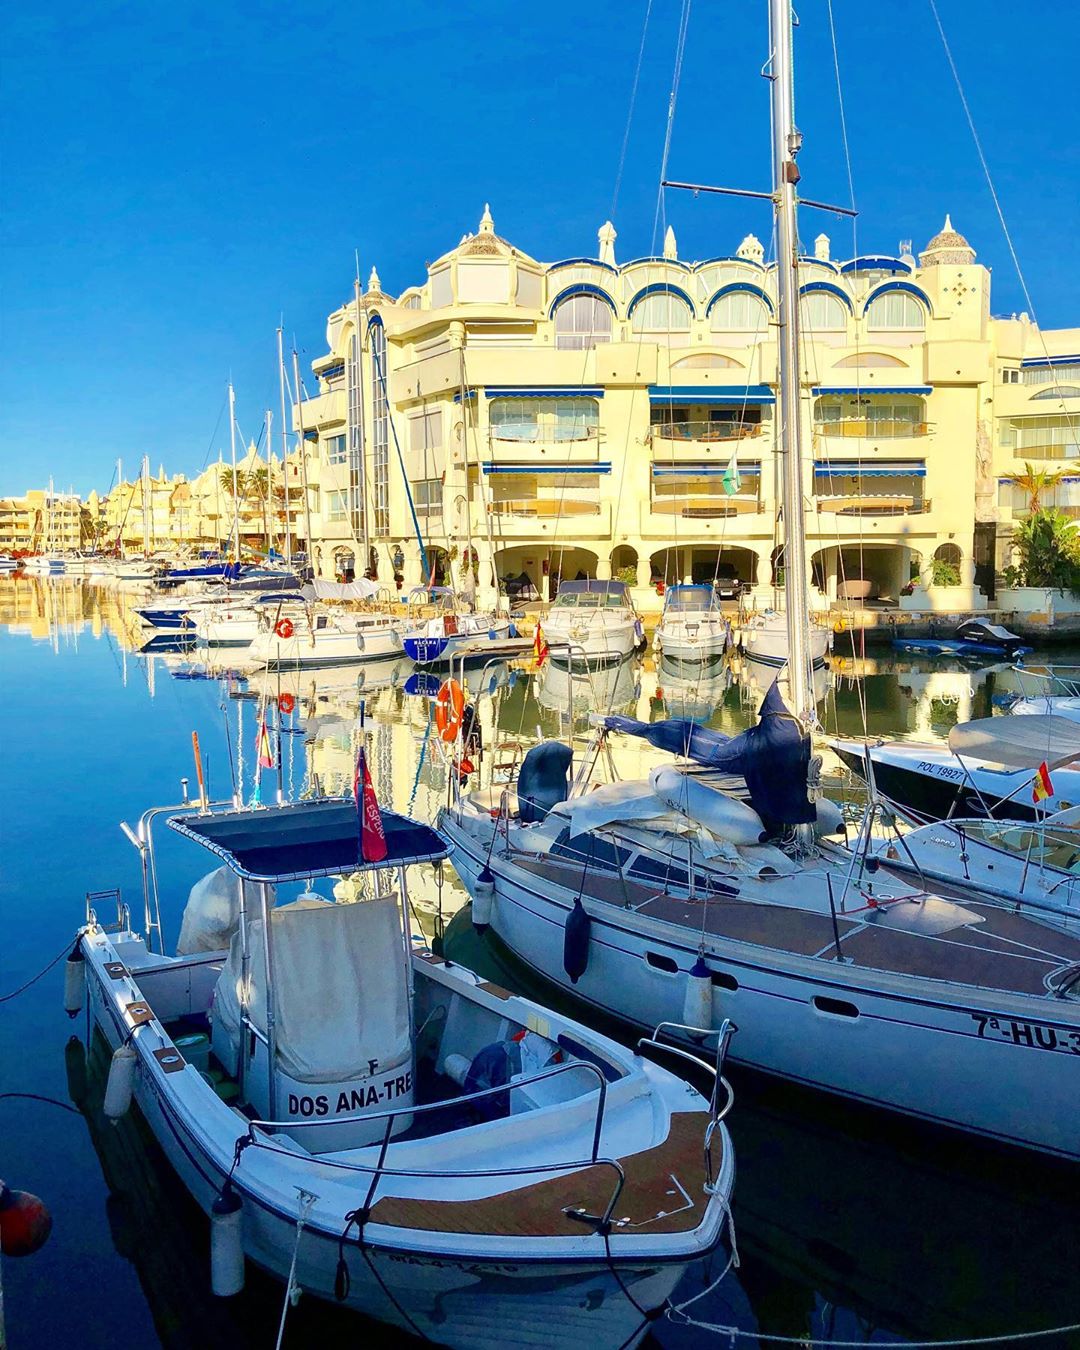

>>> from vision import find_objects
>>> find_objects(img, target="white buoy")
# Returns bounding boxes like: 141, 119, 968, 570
103, 1043, 137, 1122
63, 945, 86, 1018
211, 1183, 245, 1296
472, 868, 495, 932
813, 798, 845, 837
682, 957, 713, 1031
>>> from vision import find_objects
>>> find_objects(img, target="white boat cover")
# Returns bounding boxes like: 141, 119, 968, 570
177, 866, 242, 955
311, 577, 379, 602
565, 781, 673, 839
213, 894, 410, 1084
948, 714, 1080, 770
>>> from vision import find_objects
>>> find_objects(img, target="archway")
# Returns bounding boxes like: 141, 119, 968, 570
812, 544, 915, 604
333, 547, 356, 583
610, 544, 639, 587
424, 546, 451, 587
547, 545, 599, 601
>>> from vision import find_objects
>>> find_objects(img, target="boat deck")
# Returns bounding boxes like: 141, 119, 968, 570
509, 856, 1080, 1000
369, 1109, 713, 1237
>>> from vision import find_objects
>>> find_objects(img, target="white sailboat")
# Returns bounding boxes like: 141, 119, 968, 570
438, 0, 1080, 1160
72, 793, 735, 1346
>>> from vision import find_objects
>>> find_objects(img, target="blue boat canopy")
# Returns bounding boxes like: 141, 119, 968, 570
603, 682, 814, 830
648, 384, 776, 406
167, 799, 448, 881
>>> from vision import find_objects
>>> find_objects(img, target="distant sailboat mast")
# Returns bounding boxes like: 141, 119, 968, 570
292, 349, 316, 561
277, 327, 293, 562
141, 455, 151, 556
353, 267, 371, 571
228, 381, 240, 560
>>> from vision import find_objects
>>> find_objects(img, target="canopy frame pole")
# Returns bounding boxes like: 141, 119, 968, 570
237, 880, 252, 1105
397, 865, 416, 1046
259, 881, 279, 1122
944, 751, 995, 821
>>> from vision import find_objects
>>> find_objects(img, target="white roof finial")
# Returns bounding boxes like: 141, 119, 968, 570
479, 203, 494, 234
367, 264, 382, 294
943, 212, 953, 233
598, 220, 618, 266
663, 225, 678, 261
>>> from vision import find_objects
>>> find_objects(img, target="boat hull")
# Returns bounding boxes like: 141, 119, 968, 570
247, 626, 404, 668
442, 812, 1080, 1160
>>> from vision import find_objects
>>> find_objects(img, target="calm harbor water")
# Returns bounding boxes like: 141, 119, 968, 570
1, 577, 1077, 1350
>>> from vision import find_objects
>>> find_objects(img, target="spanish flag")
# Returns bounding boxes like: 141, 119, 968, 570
256, 718, 274, 769
533, 621, 549, 666
1032, 761, 1054, 805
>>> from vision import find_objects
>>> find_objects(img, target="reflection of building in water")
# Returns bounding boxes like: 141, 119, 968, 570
897, 668, 975, 738
536, 654, 641, 721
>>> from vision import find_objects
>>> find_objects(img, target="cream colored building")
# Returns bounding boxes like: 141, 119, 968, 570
287, 207, 1078, 609
0, 488, 93, 553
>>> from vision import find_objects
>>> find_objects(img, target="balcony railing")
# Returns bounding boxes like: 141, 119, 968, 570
814, 418, 930, 438
1009, 504, 1080, 519
491, 497, 602, 519
815, 494, 931, 516
490, 427, 599, 445
650, 493, 762, 519
649, 420, 764, 443
1010, 444, 1080, 460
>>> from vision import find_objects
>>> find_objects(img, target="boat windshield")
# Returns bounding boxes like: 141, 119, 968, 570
552, 592, 628, 610
958, 820, 1080, 871
663, 586, 719, 614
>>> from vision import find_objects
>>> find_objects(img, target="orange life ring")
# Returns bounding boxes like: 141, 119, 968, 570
278, 692, 295, 714
434, 678, 465, 743
275, 617, 294, 640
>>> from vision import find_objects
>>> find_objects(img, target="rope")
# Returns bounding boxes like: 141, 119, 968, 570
0, 1092, 80, 1116
664, 1315, 1080, 1347
0, 940, 74, 1004
610, 0, 654, 220
274, 1189, 318, 1350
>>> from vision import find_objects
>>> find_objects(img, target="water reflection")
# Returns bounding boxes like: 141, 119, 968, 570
4, 576, 1079, 1350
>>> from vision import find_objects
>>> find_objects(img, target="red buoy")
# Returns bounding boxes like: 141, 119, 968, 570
0, 1181, 52, 1257
278, 692, 295, 714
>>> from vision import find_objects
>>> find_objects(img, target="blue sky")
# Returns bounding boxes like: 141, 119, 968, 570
2, 0, 1076, 495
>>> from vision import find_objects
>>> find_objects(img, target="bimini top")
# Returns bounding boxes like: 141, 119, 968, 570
662, 584, 722, 612
167, 798, 448, 881
948, 715, 1080, 772
556, 580, 630, 596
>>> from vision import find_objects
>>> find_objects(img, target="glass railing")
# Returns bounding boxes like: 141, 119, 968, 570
814, 418, 929, 438
491, 498, 602, 518
650, 421, 764, 443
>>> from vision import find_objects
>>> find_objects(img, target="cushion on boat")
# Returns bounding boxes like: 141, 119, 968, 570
517, 742, 573, 823
211, 894, 411, 1084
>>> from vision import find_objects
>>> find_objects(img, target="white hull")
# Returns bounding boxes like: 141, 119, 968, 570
543, 615, 640, 666
741, 614, 830, 668
655, 618, 730, 662
81, 917, 731, 1350
248, 621, 404, 668
442, 813, 1080, 1160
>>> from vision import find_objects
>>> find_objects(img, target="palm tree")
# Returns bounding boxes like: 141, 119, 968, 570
1002, 462, 1076, 512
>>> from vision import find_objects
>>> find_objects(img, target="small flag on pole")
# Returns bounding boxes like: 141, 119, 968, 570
354, 741, 388, 863
1032, 761, 1054, 805
533, 621, 549, 665
256, 718, 274, 769
721, 450, 742, 497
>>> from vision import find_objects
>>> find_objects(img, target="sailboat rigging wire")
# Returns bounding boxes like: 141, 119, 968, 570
611, 0, 655, 220
927, 0, 1077, 437
664, 1313, 1080, 1346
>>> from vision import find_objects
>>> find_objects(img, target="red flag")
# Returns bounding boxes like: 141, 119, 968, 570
256, 718, 274, 769
354, 742, 388, 863
1032, 761, 1054, 805
533, 620, 549, 666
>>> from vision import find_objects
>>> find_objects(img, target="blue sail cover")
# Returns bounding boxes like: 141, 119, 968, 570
604, 682, 814, 829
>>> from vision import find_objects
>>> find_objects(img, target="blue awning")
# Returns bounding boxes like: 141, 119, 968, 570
652, 464, 761, 477
814, 461, 926, 477
167, 799, 448, 880
811, 386, 931, 396
452, 390, 478, 403
484, 387, 604, 399
482, 462, 611, 475
649, 384, 775, 405
1020, 354, 1080, 368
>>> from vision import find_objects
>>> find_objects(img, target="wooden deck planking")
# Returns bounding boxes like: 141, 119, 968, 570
368, 1111, 713, 1237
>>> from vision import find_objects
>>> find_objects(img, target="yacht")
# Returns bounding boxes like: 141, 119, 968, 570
541, 580, 645, 668
654, 585, 732, 665
740, 609, 831, 669
400, 587, 514, 666
246, 607, 404, 668
72, 795, 736, 1347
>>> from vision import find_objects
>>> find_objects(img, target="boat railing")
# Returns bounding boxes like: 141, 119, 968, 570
1011, 663, 1080, 699
638, 1019, 735, 1194
243, 1058, 628, 1229
85, 887, 130, 934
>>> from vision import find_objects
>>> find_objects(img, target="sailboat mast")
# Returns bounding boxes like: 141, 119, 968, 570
141, 456, 151, 555
277, 327, 293, 562
292, 349, 315, 564
768, 0, 813, 723
353, 273, 371, 570
228, 381, 240, 560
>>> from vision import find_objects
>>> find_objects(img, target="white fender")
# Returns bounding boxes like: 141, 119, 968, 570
813, 798, 845, 837
103, 1043, 137, 1121
650, 765, 765, 846
63, 947, 86, 1017
472, 869, 495, 931
682, 957, 713, 1030
210, 1184, 245, 1296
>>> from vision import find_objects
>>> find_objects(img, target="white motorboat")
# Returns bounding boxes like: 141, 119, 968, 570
0, 555, 21, 573
1010, 695, 1080, 722
541, 580, 645, 668
192, 594, 309, 648
440, 689, 1080, 1161
400, 587, 514, 666
832, 713, 1080, 824
22, 553, 66, 575
246, 607, 404, 668
654, 585, 731, 664
740, 609, 831, 669
72, 796, 736, 1348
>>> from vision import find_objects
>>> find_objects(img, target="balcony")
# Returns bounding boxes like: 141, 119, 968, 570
815, 493, 932, 517
1010, 444, 1080, 460
640, 496, 767, 538
814, 417, 930, 438
648, 420, 766, 461
488, 497, 610, 537
486, 429, 601, 465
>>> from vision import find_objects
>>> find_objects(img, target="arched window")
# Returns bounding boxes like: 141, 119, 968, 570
709, 291, 770, 333
1032, 385, 1080, 401
553, 292, 613, 350
867, 290, 927, 330
630, 290, 692, 338
800, 291, 848, 332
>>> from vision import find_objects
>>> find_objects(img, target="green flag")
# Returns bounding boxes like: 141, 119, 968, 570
721, 451, 742, 496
